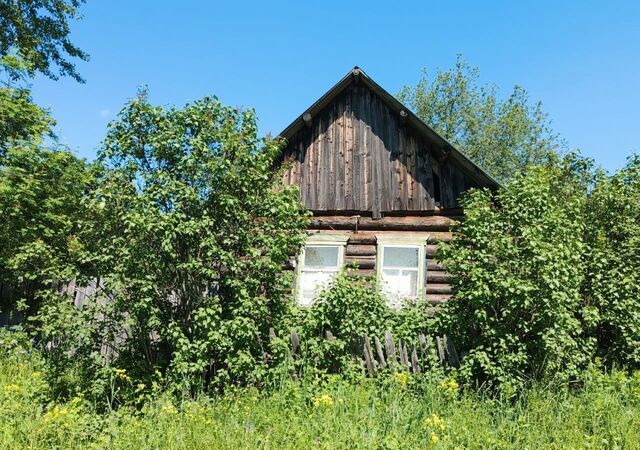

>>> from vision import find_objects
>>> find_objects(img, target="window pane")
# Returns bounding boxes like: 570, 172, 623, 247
383, 246, 419, 268
304, 246, 339, 268
382, 269, 418, 298
300, 270, 335, 306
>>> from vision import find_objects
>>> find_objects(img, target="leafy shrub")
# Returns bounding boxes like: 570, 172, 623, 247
34, 92, 310, 397
584, 156, 640, 369
0, 141, 91, 319
437, 164, 594, 393
294, 268, 434, 376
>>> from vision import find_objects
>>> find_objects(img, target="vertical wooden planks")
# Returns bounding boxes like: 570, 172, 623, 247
344, 88, 354, 210
440, 163, 455, 208
334, 96, 345, 210
279, 80, 479, 214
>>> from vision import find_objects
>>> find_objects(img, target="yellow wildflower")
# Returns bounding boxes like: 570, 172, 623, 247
438, 378, 459, 397
424, 413, 445, 431
43, 405, 69, 423
431, 432, 439, 443
311, 394, 334, 407
393, 371, 410, 388
161, 403, 177, 414
114, 368, 131, 382
3, 383, 20, 394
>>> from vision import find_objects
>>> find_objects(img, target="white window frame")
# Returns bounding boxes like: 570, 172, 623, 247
376, 234, 428, 308
296, 233, 349, 306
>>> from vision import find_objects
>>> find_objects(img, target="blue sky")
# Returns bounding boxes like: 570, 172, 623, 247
30, 0, 639, 173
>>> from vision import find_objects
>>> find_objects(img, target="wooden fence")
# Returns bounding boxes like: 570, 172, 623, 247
2, 281, 463, 377
288, 329, 459, 376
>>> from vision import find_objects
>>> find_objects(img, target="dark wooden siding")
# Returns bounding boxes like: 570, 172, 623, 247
280, 83, 476, 215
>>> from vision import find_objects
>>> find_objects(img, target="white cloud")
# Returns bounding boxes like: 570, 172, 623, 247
99, 109, 110, 118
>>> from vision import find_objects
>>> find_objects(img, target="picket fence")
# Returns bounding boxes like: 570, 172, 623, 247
286, 329, 460, 376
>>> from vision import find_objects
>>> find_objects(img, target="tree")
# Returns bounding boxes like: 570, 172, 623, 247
398, 56, 560, 183
436, 161, 593, 394
36, 92, 309, 395
0, 83, 53, 159
0, 141, 91, 320
0, 56, 89, 320
0, 0, 89, 82
584, 155, 640, 369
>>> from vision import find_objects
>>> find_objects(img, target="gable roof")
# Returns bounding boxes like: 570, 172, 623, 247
278, 66, 501, 190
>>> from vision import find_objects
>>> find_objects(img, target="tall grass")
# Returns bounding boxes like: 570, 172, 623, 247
2, 347, 640, 449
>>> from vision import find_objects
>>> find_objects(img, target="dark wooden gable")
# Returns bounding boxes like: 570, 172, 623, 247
278, 68, 499, 217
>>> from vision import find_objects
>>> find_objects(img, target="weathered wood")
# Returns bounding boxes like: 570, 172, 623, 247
310, 215, 459, 231
309, 229, 452, 243
426, 244, 440, 257
290, 330, 300, 356
363, 334, 376, 375
411, 347, 420, 374
384, 330, 396, 366
399, 340, 410, 370
325, 330, 334, 341
280, 82, 483, 213
345, 244, 376, 256
426, 272, 451, 283
444, 335, 460, 368
435, 336, 446, 365
427, 261, 445, 271
418, 334, 428, 354
426, 294, 452, 305
347, 234, 377, 245
344, 256, 375, 270
425, 284, 452, 295
374, 336, 386, 369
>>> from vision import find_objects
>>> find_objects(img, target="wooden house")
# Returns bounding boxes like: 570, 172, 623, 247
277, 67, 500, 307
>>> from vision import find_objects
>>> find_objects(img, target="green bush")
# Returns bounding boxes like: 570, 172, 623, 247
33, 92, 310, 399
293, 268, 434, 377
437, 164, 594, 394
584, 156, 640, 369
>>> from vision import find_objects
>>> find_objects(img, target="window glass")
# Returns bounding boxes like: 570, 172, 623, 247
299, 245, 341, 306
304, 246, 339, 268
299, 271, 334, 306
381, 246, 421, 304
382, 246, 418, 268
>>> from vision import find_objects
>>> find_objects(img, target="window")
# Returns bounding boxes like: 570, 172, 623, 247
377, 236, 427, 307
297, 235, 348, 306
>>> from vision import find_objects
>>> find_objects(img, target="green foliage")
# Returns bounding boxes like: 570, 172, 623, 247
0, 108, 90, 323
0, 84, 54, 158
2, 340, 640, 449
295, 269, 390, 375
398, 55, 560, 183
436, 163, 593, 393
0, 145, 90, 284
35, 91, 310, 396
294, 268, 433, 376
0, 0, 89, 82
584, 155, 640, 368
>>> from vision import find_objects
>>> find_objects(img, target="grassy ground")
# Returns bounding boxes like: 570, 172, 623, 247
2, 350, 640, 449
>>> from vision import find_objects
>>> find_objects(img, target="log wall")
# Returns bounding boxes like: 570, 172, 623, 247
304, 210, 458, 306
